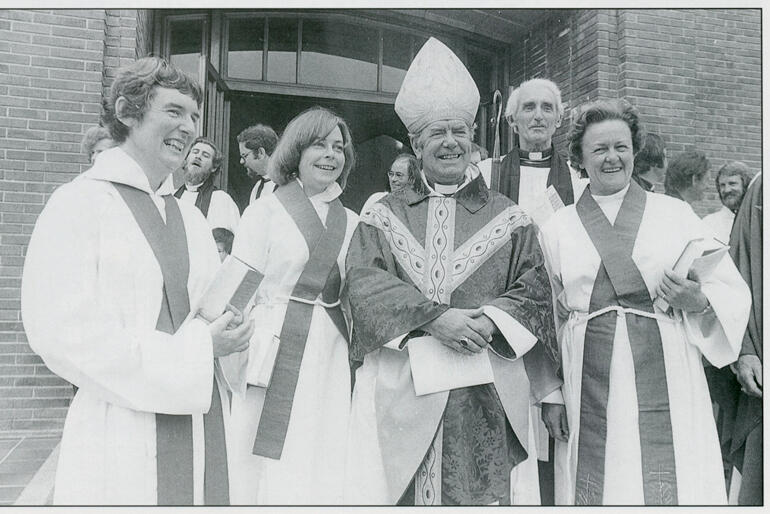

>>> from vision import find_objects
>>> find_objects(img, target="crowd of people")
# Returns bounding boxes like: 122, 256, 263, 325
20, 36, 761, 506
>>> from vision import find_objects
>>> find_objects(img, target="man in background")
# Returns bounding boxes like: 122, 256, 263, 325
702, 161, 755, 243
237, 124, 279, 204
175, 136, 240, 233
664, 150, 710, 206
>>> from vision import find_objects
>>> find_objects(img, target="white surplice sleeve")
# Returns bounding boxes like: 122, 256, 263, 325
225, 198, 274, 392
676, 204, 751, 368
208, 190, 241, 234
21, 184, 215, 415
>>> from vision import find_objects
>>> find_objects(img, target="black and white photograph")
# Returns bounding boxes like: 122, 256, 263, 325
0, 6, 763, 507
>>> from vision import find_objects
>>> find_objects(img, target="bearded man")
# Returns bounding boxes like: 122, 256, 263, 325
175, 136, 240, 233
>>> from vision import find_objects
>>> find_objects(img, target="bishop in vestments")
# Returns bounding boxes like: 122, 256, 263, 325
344, 38, 561, 506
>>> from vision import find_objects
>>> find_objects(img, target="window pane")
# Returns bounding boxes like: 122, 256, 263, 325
169, 19, 202, 79
267, 18, 297, 83
228, 18, 264, 80
300, 20, 377, 91
382, 31, 411, 93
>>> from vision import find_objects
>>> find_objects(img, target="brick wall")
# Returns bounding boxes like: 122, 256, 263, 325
509, 8, 761, 216
0, 9, 153, 434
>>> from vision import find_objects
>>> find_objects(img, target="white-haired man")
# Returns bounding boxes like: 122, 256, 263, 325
345, 38, 562, 506
175, 136, 240, 234
482, 78, 585, 222
480, 77, 580, 503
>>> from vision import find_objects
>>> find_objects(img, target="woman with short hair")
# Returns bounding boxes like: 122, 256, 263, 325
225, 107, 358, 504
81, 125, 115, 164
538, 99, 751, 505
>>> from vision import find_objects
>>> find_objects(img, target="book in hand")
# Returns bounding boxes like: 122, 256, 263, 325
407, 335, 494, 396
196, 255, 263, 323
245, 331, 280, 388
654, 237, 729, 312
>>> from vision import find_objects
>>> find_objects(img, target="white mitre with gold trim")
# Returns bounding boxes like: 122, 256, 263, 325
394, 37, 480, 134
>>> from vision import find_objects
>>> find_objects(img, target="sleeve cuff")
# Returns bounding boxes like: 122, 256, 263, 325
383, 333, 409, 351
482, 305, 538, 359
540, 388, 564, 405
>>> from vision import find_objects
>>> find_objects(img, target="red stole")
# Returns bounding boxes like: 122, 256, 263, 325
251, 180, 348, 459
113, 183, 229, 505
574, 181, 677, 505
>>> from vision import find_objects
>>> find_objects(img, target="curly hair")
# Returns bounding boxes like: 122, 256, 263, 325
664, 150, 710, 195
237, 124, 279, 156
81, 125, 114, 158
187, 136, 223, 172
568, 98, 645, 173
101, 56, 203, 144
267, 107, 355, 190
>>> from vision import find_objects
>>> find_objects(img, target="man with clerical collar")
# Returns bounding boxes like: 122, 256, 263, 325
488, 78, 585, 218
21, 57, 253, 505
345, 37, 562, 506
175, 136, 240, 234
237, 124, 278, 204
702, 161, 755, 244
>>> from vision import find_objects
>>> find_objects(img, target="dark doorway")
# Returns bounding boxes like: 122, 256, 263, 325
228, 92, 410, 213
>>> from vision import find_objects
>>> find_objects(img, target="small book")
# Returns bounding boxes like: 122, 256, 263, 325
654, 238, 729, 311
196, 255, 263, 323
245, 331, 281, 388
407, 335, 494, 396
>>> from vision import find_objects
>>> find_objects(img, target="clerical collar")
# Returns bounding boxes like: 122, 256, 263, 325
518, 147, 553, 161
185, 181, 203, 192
419, 167, 475, 196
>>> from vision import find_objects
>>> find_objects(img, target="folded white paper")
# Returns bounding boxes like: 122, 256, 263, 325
408, 335, 494, 396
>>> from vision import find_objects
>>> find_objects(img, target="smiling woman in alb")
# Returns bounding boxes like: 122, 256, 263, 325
222, 107, 359, 505
537, 99, 751, 505
21, 57, 253, 505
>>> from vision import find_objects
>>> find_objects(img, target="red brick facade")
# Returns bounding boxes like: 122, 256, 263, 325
0, 9, 153, 433
513, 8, 761, 215
0, 8, 762, 433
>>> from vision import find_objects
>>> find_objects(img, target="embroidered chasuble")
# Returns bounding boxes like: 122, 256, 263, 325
114, 184, 229, 505
346, 173, 561, 505
573, 182, 676, 505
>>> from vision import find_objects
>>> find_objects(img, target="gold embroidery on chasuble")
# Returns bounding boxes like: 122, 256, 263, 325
361, 200, 530, 505
361, 203, 425, 288
361, 202, 528, 298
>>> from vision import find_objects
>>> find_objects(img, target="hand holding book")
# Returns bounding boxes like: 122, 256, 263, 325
656, 269, 710, 313
654, 237, 728, 312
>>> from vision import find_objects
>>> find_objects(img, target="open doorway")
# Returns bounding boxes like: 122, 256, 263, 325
228, 92, 410, 213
